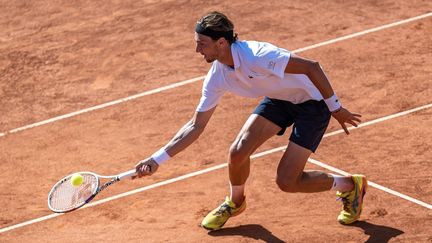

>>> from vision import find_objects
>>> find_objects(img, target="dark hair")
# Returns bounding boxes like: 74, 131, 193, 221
197, 11, 238, 44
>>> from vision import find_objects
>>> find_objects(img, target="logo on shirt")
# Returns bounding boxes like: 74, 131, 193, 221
293, 127, 300, 138
268, 61, 276, 70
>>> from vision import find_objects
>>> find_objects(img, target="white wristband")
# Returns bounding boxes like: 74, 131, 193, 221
151, 149, 171, 165
324, 94, 342, 112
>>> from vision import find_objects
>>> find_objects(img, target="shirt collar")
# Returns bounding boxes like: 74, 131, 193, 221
231, 42, 241, 69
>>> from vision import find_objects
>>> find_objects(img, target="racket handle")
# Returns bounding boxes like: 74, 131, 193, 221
118, 169, 137, 180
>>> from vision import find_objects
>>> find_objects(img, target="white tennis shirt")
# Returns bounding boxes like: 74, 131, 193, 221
196, 40, 324, 112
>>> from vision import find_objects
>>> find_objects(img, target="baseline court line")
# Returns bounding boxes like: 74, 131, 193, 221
1, 11, 431, 138
1, 102, 430, 234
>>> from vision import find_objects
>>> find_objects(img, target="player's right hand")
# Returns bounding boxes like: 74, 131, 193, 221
133, 158, 159, 179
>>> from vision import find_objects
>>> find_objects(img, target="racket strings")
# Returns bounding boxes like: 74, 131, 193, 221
48, 174, 98, 212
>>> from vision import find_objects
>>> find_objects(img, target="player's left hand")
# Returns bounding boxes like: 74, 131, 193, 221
331, 107, 362, 135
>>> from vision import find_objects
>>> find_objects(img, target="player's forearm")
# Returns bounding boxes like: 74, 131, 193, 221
284, 55, 335, 99
285, 55, 341, 112
164, 119, 204, 157
307, 62, 335, 99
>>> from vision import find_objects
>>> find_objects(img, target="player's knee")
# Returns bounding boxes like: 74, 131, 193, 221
229, 140, 250, 165
276, 176, 299, 193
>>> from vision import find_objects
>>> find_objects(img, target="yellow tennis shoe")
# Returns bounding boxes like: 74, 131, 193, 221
201, 196, 246, 230
337, 174, 368, 224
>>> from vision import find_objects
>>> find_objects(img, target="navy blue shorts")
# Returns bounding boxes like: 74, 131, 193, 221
253, 97, 331, 153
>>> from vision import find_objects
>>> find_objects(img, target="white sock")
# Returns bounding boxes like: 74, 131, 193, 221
331, 174, 354, 192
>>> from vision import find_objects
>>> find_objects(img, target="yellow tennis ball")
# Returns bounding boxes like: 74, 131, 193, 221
70, 173, 83, 187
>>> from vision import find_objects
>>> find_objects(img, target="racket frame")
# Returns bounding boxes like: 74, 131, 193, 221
48, 169, 136, 213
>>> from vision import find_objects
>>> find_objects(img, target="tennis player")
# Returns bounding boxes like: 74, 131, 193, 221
135, 11, 367, 230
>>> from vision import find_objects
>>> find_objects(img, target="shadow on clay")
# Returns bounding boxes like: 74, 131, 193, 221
208, 224, 285, 243
347, 220, 404, 243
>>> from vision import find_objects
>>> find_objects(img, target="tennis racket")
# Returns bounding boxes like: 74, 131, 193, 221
48, 169, 136, 213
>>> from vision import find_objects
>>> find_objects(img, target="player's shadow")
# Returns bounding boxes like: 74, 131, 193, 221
208, 221, 404, 242
208, 224, 285, 243
347, 221, 404, 243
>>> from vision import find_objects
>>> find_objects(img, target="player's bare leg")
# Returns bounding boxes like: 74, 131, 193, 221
228, 114, 281, 205
276, 141, 353, 192
201, 114, 279, 230
276, 141, 367, 225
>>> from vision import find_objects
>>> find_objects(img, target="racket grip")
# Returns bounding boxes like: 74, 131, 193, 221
118, 169, 137, 180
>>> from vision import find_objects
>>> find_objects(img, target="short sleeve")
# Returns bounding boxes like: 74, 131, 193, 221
253, 42, 291, 79
196, 62, 225, 112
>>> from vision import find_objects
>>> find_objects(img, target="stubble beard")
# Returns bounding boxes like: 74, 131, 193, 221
203, 55, 215, 63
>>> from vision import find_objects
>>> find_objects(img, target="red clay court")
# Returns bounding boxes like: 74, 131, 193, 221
0, 1, 431, 242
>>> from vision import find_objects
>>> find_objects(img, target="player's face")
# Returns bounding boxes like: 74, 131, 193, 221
195, 33, 219, 63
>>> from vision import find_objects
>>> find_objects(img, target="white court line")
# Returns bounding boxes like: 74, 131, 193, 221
292, 11, 432, 53
0, 76, 205, 137
1, 102, 431, 234
323, 103, 432, 137
0, 163, 228, 234
1, 11, 431, 138
307, 158, 432, 210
